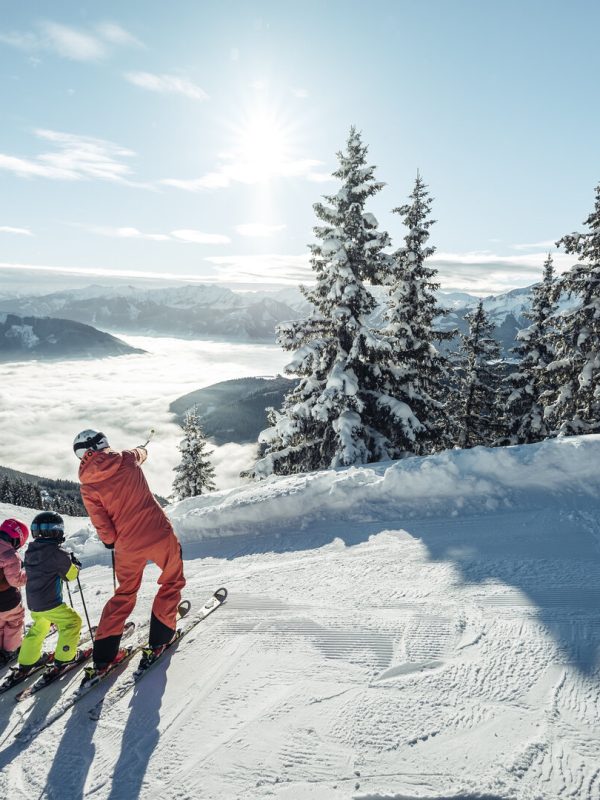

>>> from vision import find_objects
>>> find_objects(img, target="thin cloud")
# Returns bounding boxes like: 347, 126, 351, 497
162, 172, 231, 191
124, 71, 209, 101
292, 88, 309, 99
511, 240, 558, 251
430, 250, 576, 295
85, 225, 230, 245
306, 171, 335, 183
0, 226, 33, 236
88, 225, 171, 242
0, 129, 140, 186
172, 229, 230, 245
0, 261, 223, 286
235, 223, 286, 237
0, 20, 140, 61
95, 22, 143, 47
0, 31, 39, 50
162, 157, 326, 192
205, 253, 312, 286
41, 21, 107, 61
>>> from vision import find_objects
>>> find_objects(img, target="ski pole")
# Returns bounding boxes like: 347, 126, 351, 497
142, 428, 156, 447
76, 575, 95, 644
65, 580, 73, 607
111, 550, 117, 592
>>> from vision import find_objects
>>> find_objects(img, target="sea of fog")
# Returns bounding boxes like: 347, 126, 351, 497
0, 335, 289, 497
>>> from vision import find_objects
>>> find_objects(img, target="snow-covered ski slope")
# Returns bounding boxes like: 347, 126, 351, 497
1, 435, 600, 800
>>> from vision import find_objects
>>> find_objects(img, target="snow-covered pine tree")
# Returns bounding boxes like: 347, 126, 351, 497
378, 173, 456, 456
251, 127, 396, 478
456, 300, 502, 448
546, 183, 600, 435
172, 408, 216, 499
503, 254, 558, 443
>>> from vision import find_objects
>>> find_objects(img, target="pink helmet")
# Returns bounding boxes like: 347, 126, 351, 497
0, 518, 29, 549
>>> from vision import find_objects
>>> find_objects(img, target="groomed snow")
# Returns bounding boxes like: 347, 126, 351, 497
1, 435, 600, 799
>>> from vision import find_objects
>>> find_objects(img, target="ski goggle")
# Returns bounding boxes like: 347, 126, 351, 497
75, 431, 107, 452
31, 523, 64, 532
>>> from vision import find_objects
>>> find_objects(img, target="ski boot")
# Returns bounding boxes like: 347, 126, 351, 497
0, 649, 17, 668
39, 649, 86, 683
80, 648, 131, 688
0, 653, 53, 692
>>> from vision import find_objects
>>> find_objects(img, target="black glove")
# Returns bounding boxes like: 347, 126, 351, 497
104, 542, 115, 550
70, 553, 82, 568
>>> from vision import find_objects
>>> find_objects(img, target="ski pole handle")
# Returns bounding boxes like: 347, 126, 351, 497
142, 428, 156, 447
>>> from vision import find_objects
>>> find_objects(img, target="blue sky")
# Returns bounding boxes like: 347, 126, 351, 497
0, 0, 599, 295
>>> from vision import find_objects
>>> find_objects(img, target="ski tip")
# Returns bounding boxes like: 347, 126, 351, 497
214, 587, 228, 602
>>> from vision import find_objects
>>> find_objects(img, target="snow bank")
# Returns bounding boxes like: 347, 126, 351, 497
10, 435, 597, 560
168, 435, 600, 544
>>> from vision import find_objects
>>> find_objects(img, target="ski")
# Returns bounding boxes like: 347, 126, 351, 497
0, 623, 98, 693
15, 647, 93, 701
88, 588, 226, 721
15, 597, 202, 740
14, 622, 133, 702
0, 653, 54, 694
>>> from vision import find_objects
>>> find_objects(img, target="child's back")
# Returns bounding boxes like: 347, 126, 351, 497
25, 538, 74, 612
18, 512, 82, 671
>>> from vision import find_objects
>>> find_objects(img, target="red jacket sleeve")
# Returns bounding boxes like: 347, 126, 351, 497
124, 447, 147, 465
80, 485, 118, 545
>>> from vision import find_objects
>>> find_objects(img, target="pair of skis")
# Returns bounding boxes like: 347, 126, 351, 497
14, 621, 134, 702
17, 587, 227, 742
0, 623, 96, 694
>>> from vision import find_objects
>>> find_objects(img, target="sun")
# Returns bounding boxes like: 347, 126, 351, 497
226, 106, 297, 185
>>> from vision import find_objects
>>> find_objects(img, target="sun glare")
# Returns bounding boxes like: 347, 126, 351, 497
228, 107, 297, 185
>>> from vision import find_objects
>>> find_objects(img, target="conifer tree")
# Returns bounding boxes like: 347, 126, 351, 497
456, 301, 502, 448
0, 476, 13, 504
504, 254, 558, 443
378, 173, 456, 456
251, 127, 396, 478
172, 408, 216, 499
546, 184, 600, 435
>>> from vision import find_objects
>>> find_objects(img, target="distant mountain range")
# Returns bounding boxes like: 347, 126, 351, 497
0, 281, 570, 354
0, 312, 144, 361
0, 284, 299, 342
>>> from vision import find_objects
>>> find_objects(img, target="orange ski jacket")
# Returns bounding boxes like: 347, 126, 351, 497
79, 448, 174, 553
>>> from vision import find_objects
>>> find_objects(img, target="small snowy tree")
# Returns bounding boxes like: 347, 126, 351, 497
250, 127, 396, 478
172, 408, 216, 499
378, 173, 456, 456
503, 254, 558, 443
545, 183, 600, 435
456, 301, 502, 448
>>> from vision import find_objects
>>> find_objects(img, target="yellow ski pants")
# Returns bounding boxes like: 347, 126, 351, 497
18, 603, 82, 666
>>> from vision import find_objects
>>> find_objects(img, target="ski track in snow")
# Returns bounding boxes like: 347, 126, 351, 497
0, 438, 600, 799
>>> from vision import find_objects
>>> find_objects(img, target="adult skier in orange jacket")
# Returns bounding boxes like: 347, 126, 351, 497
75, 430, 186, 668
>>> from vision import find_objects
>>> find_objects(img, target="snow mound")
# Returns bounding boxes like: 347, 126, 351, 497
168, 435, 600, 544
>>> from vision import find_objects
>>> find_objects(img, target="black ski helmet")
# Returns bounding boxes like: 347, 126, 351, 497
30, 511, 65, 542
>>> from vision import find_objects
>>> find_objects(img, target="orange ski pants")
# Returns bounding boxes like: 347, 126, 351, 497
95, 533, 186, 640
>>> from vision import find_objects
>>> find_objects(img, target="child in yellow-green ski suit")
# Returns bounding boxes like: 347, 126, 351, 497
18, 511, 82, 672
